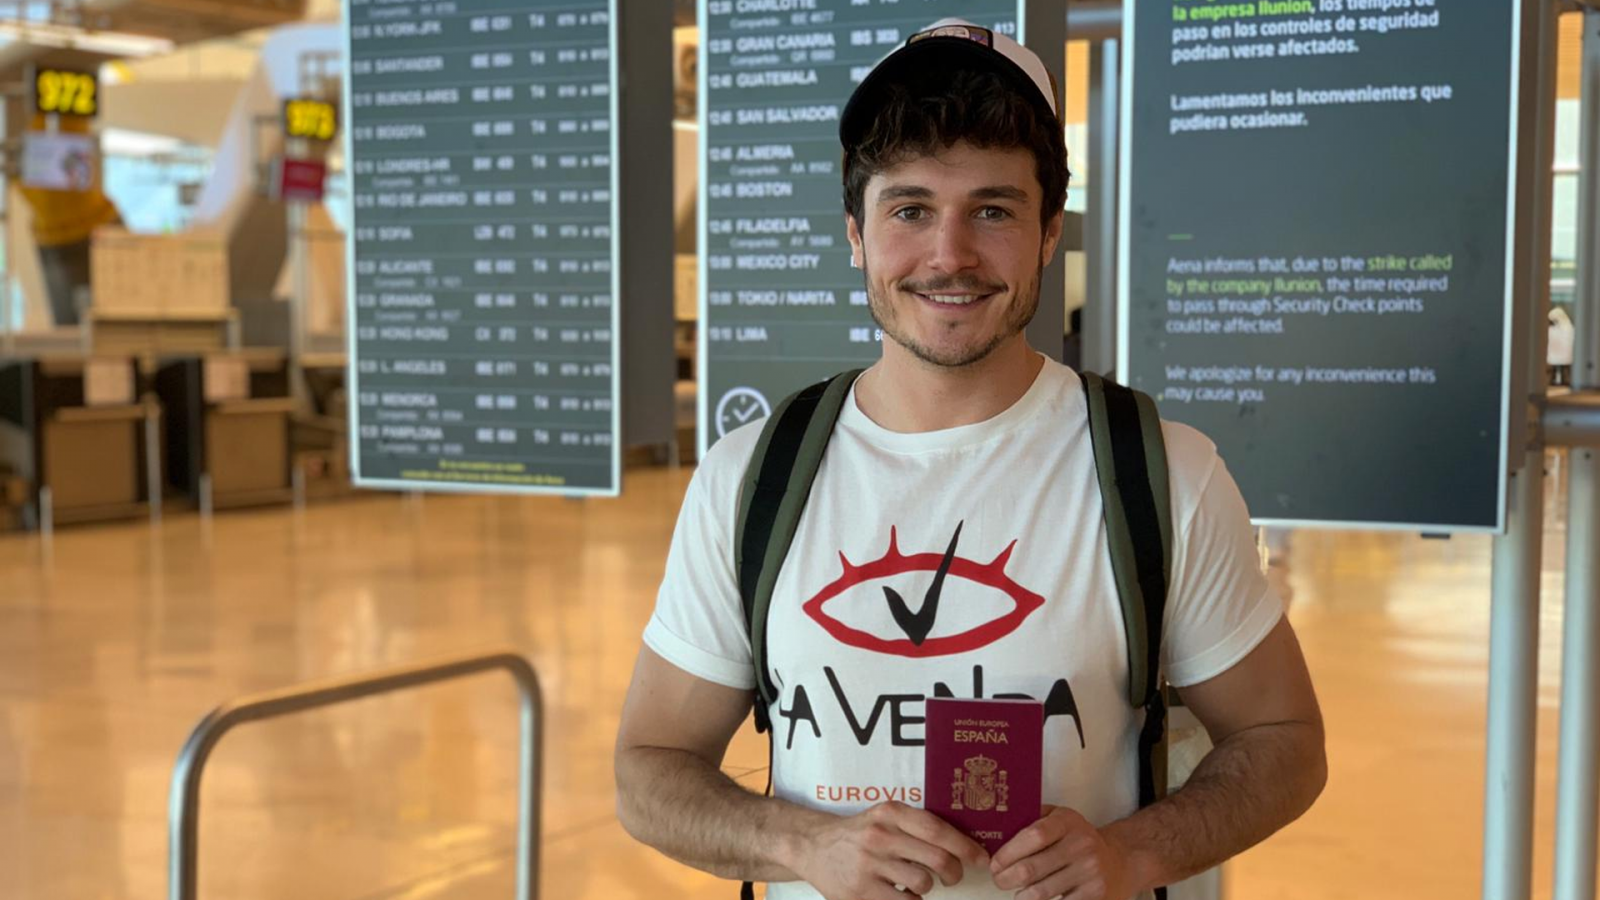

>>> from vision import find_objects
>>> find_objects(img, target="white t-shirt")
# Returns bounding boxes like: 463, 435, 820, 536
644, 359, 1282, 899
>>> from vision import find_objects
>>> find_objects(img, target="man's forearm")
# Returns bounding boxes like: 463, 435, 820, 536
615, 745, 830, 883
1104, 720, 1327, 891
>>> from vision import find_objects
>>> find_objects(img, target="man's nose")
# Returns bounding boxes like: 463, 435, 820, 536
927, 217, 981, 273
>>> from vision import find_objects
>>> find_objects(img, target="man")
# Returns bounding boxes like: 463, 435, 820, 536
617, 20, 1325, 900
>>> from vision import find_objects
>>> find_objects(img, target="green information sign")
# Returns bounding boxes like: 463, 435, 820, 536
346, 0, 621, 495
699, 0, 1028, 453
1120, 0, 1520, 532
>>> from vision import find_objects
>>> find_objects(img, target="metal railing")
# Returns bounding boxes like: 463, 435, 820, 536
167, 650, 543, 900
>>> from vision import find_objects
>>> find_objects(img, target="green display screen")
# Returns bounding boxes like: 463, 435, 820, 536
1119, 0, 1520, 532
698, 0, 1027, 454
346, 0, 621, 495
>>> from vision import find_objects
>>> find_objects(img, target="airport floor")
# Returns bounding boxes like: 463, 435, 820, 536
0, 459, 1583, 899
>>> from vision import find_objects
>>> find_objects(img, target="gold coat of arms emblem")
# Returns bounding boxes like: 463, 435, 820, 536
951, 754, 1010, 812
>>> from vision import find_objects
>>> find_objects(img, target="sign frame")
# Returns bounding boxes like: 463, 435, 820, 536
1114, 0, 1523, 535
343, 0, 625, 498
695, 0, 1035, 461
20, 129, 97, 191
27, 65, 99, 119
283, 97, 340, 142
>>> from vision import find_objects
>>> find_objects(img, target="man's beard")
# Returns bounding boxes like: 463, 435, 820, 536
865, 264, 1042, 369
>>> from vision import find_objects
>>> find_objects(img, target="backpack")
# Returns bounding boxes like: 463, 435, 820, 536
734, 368, 1175, 900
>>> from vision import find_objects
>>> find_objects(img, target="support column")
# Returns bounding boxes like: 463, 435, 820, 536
1082, 38, 1119, 377
1483, 2, 1559, 898
287, 197, 310, 412
1022, 0, 1065, 361
1552, 8, 1600, 900
616, 0, 676, 451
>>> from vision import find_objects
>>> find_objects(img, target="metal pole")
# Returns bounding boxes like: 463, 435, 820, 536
1, 98, 12, 356
145, 396, 162, 524
1552, 10, 1600, 900
1484, 3, 1558, 898
1019, 0, 1066, 361
38, 483, 52, 538
1082, 38, 1119, 377
0, 234, 11, 352
167, 650, 543, 900
1485, 459, 1545, 900
291, 462, 306, 511
198, 473, 213, 522
1546, 392, 1600, 445
288, 197, 310, 412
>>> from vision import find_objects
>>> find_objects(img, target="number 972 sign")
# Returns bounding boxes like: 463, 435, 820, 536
284, 98, 339, 142
31, 67, 97, 118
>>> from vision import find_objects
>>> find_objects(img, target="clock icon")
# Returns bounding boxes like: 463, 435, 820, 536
715, 387, 771, 438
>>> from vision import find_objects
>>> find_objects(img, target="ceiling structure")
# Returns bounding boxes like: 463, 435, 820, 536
0, 0, 304, 78
65, 0, 304, 45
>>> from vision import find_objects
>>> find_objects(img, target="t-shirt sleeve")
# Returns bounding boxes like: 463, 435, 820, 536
1160, 425, 1285, 688
641, 433, 759, 691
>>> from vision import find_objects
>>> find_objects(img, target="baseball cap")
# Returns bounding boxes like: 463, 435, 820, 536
839, 18, 1060, 149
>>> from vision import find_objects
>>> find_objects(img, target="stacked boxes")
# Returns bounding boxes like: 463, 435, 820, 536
88, 228, 234, 353
90, 227, 229, 319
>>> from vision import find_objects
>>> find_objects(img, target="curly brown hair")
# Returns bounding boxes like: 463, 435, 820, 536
842, 67, 1070, 234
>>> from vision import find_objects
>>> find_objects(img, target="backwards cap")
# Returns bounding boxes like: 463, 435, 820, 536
839, 18, 1060, 149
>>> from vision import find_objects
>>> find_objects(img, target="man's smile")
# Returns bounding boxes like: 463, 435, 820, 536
914, 291, 995, 308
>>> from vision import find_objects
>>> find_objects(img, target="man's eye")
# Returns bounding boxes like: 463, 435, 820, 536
977, 206, 1011, 220
893, 207, 926, 222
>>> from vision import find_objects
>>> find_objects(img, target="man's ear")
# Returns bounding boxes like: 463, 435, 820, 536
846, 214, 864, 269
1040, 210, 1065, 267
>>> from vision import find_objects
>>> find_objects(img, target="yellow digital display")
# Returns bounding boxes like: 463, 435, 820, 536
284, 99, 338, 141
34, 68, 97, 117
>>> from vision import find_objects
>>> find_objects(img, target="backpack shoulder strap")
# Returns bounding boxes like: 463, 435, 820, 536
735, 369, 863, 732
1079, 370, 1173, 704
1080, 371, 1173, 812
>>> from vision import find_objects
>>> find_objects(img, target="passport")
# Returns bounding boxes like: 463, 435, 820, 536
923, 697, 1044, 854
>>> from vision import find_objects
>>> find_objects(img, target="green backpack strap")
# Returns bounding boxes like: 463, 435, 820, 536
734, 369, 861, 900
735, 369, 864, 733
1080, 371, 1174, 821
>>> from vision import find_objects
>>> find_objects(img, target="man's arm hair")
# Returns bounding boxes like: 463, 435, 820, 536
1104, 617, 1328, 891
616, 742, 830, 882
614, 646, 827, 882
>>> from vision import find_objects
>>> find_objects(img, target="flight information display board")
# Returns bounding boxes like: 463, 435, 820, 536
346, 0, 620, 495
699, 0, 1026, 453
1119, 0, 1519, 532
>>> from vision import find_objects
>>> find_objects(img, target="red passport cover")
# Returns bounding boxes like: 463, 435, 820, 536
924, 697, 1044, 854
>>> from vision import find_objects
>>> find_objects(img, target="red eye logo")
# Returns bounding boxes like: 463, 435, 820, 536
801, 524, 1045, 657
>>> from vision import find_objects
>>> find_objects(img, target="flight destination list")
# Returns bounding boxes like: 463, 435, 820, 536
700, 0, 1022, 449
347, 0, 619, 494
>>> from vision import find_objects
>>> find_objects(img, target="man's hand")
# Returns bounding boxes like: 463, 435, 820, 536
790, 801, 990, 900
990, 805, 1135, 900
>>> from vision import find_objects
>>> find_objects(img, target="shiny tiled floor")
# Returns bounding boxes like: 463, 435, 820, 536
0, 463, 1580, 899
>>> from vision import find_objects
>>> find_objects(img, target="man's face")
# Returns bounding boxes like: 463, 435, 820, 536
846, 142, 1062, 369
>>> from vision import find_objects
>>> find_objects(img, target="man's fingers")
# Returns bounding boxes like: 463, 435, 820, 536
992, 839, 1079, 893
991, 807, 1086, 870
881, 832, 965, 887
1032, 854, 1110, 900
885, 802, 990, 866
880, 859, 939, 897
991, 819, 1058, 870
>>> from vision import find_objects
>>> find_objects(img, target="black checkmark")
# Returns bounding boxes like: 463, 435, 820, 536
883, 522, 963, 646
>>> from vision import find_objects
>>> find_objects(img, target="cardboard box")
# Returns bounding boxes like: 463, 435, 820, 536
91, 227, 229, 318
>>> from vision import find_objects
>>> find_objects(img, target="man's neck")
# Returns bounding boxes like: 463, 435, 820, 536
854, 338, 1045, 433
